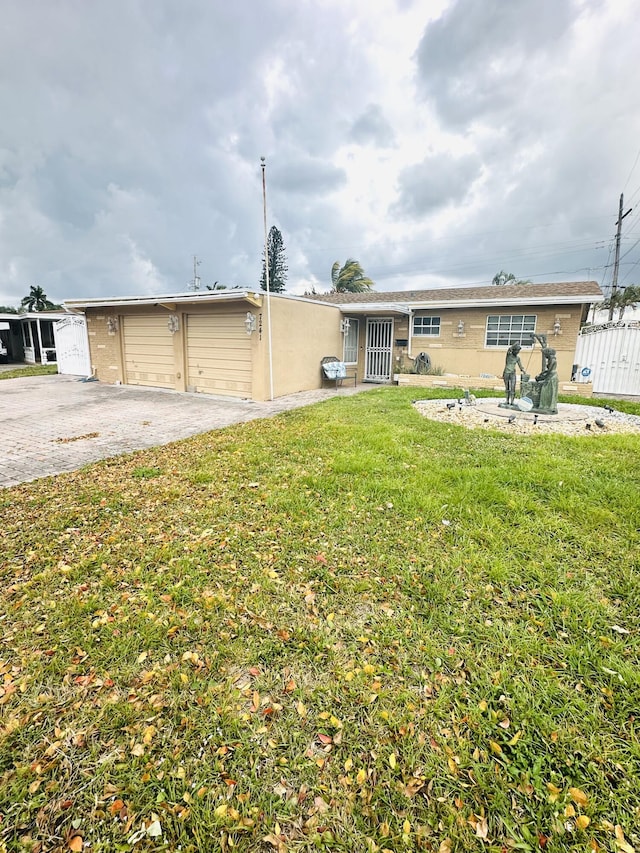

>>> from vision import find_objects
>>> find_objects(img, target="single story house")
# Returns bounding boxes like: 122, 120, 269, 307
0, 311, 70, 365
65, 281, 602, 401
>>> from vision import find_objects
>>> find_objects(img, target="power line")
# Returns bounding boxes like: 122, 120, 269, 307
623, 144, 640, 192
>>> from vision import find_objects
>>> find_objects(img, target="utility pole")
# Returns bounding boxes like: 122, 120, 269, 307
609, 194, 633, 320
189, 255, 201, 291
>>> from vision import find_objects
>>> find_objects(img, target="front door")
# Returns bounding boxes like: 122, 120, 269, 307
365, 318, 393, 381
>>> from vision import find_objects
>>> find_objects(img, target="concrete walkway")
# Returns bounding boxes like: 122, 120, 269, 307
0, 375, 374, 488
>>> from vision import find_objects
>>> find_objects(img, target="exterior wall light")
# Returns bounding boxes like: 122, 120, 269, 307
106, 317, 119, 335
245, 312, 257, 335
168, 314, 180, 334
553, 319, 561, 336
457, 320, 465, 335
340, 318, 351, 334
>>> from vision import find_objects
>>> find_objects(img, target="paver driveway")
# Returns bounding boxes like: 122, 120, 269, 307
0, 374, 370, 488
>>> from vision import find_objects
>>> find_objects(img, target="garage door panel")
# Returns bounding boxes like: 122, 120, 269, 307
186, 313, 251, 398
187, 351, 252, 367
123, 315, 175, 389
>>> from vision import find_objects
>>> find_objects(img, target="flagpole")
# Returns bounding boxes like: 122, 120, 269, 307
261, 157, 274, 401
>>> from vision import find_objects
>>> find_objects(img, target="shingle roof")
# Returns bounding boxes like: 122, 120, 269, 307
308, 281, 602, 305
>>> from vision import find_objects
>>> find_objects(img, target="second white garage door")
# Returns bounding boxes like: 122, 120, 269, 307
123, 315, 175, 389
186, 313, 252, 398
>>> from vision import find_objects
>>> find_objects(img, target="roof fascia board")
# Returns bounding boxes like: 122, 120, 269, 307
340, 304, 411, 315
338, 295, 596, 312
64, 291, 263, 310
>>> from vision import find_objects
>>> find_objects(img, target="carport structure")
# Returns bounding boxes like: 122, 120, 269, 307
65, 291, 344, 402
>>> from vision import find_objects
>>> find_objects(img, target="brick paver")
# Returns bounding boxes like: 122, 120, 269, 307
0, 375, 373, 488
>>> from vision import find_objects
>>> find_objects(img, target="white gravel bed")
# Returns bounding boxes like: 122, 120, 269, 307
413, 398, 640, 436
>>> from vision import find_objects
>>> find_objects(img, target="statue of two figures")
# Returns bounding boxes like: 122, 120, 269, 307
500, 334, 558, 414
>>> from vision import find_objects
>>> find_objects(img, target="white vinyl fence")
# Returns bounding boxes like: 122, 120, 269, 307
54, 315, 91, 376
573, 322, 640, 396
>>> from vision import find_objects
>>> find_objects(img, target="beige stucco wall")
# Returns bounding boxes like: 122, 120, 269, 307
85, 310, 125, 382
397, 374, 593, 397
401, 304, 587, 381
260, 296, 343, 399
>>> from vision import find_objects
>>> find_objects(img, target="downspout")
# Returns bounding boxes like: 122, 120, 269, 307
408, 307, 413, 358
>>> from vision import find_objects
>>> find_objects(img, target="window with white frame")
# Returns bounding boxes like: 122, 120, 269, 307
485, 314, 536, 347
22, 323, 32, 348
413, 315, 440, 336
343, 318, 359, 363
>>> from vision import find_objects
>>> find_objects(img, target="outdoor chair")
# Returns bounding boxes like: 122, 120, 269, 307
321, 356, 357, 388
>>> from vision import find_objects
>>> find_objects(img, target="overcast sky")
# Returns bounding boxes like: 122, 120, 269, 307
1, 0, 640, 306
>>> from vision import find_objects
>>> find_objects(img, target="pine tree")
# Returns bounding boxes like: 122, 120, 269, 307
260, 227, 288, 293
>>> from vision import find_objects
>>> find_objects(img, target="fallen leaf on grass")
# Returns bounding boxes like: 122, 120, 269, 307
263, 833, 286, 852
614, 826, 635, 853
68, 837, 83, 852
146, 820, 162, 837
404, 777, 427, 798
569, 787, 588, 806
474, 815, 489, 840
142, 725, 156, 744
109, 799, 125, 815
314, 796, 330, 813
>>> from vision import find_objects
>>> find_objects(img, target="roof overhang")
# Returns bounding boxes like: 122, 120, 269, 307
340, 304, 411, 315
339, 294, 596, 313
13, 312, 70, 321
64, 290, 264, 310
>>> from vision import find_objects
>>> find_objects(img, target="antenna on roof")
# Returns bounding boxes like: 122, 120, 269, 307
189, 255, 202, 291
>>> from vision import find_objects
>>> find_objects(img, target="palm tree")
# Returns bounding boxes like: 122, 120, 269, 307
20, 285, 56, 312
599, 285, 640, 320
331, 259, 375, 292
492, 270, 531, 286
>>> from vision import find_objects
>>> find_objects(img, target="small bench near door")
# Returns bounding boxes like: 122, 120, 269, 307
321, 356, 357, 388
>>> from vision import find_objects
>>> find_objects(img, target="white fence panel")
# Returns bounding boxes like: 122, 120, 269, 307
574, 324, 640, 395
54, 315, 91, 376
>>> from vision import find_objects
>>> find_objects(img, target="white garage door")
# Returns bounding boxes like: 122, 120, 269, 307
123, 315, 175, 389
186, 313, 251, 398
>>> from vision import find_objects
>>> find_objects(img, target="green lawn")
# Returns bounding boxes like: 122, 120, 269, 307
1, 388, 639, 853
0, 365, 58, 380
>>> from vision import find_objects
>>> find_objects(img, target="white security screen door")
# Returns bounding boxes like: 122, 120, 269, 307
365, 318, 393, 381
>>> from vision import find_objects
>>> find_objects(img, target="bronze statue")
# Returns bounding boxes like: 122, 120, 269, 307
534, 346, 558, 414
517, 334, 558, 414
501, 344, 525, 406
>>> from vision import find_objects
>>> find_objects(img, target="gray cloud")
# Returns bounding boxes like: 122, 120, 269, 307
394, 152, 482, 217
415, 0, 577, 129
349, 104, 396, 147
269, 158, 347, 196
